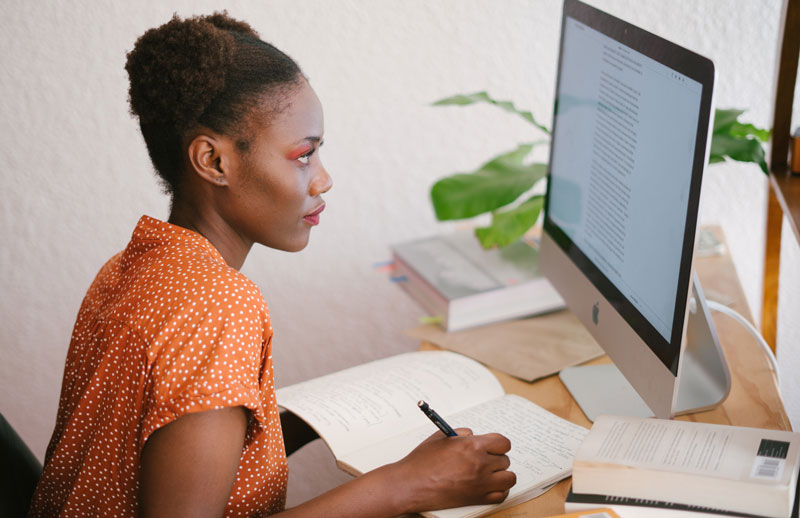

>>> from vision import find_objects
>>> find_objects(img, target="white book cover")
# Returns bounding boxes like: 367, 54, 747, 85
391, 231, 564, 331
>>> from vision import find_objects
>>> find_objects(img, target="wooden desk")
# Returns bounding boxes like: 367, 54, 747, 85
423, 227, 790, 517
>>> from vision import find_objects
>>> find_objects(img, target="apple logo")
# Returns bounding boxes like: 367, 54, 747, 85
592, 302, 599, 325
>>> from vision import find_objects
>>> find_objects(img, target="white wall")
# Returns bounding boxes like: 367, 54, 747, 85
779, 219, 800, 423
1, 0, 795, 506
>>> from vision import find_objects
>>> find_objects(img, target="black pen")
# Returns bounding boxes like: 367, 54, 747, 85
417, 400, 458, 437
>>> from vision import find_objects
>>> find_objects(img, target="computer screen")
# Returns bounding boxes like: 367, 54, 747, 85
541, 0, 727, 420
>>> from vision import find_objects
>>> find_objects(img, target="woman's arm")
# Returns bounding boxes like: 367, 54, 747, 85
139, 406, 248, 518
140, 408, 515, 518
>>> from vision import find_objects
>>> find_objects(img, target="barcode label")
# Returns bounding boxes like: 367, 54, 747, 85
751, 439, 787, 480
758, 439, 789, 459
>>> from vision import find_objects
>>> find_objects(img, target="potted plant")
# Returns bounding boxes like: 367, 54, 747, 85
430, 92, 770, 249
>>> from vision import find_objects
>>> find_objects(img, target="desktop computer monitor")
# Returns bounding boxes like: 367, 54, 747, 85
540, 0, 730, 420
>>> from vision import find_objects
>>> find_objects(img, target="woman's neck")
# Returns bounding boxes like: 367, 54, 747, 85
168, 196, 253, 270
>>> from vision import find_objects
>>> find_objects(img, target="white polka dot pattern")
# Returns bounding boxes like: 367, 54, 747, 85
29, 215, 288, 517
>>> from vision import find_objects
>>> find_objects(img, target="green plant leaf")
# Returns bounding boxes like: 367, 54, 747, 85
474, 195, 545, 248
710, 108, 770, 174
713, 108, 745, 132
710, 109, 769, 141
430, 144, 547, 220
728, 122, 771, 143
710, 133, 768, 174
433, 91, 551, 135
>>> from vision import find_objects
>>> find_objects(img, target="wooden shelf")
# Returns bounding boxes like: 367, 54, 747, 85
770, 163, 800, 243
761, 0, 799, 349
768, 0, 800, 243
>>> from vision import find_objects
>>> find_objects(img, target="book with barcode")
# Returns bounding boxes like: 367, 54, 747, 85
391, 231, 564, 331
571, 415, 800, 518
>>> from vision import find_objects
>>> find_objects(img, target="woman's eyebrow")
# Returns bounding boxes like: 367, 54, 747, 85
298, 136, 323, 145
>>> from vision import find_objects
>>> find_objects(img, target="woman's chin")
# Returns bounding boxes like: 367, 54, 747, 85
269, 235, 311, 253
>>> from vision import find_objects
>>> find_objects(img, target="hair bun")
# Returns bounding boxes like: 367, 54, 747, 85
125, 14, 235, 129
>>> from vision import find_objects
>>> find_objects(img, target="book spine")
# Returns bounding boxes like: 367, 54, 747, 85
566, 490, 768, 517
391, 253, 450, 327
572, 464, 788, 517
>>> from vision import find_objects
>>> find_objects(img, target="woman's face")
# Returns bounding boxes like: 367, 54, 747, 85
222, 80, 332, 253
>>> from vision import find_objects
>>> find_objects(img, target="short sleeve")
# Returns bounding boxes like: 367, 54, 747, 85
140, 276, 271, 449
29, 215, 288, 518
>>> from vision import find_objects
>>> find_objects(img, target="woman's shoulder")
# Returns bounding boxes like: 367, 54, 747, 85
99, 239, 269, 337
154, 246, 266, 310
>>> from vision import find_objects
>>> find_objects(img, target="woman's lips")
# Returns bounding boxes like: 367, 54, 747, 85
303, 203, 325, 226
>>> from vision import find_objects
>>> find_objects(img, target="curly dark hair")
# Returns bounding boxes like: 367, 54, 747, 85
125, 12, 303, 194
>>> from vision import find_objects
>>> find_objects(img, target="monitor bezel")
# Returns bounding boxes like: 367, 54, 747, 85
543, 0, 715, 376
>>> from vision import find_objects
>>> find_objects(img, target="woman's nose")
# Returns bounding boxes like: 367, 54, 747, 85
310, 162, 332, 196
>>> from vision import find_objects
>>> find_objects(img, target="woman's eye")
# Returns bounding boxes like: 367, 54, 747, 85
297, 149, 314, 165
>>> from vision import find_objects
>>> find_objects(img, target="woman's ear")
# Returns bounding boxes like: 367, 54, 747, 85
187, 134, 231, 186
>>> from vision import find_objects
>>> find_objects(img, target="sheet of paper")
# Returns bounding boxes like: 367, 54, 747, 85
276, 351, 504, 459
405, 310, 603, 382
343, 394, 589, 518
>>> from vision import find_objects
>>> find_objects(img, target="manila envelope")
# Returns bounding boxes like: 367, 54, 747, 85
404, 310, 603, 382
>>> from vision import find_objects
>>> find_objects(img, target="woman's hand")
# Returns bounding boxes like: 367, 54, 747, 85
388, 428, 516, 514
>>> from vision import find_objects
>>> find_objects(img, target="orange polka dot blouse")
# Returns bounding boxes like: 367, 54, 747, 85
29, 216, 288, 517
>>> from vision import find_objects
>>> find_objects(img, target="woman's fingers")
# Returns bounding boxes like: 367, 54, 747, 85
483, 489, 511, 505
479, 432, 512, 455
484, 469, 517, 502
492, 467, 517, 489
488, 453, 511, 472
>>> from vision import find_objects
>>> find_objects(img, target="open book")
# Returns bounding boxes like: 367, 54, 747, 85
275, 350, 588, 518
572, 415, 800, 518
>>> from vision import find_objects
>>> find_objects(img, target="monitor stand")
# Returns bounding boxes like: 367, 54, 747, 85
559, 273, 731, 422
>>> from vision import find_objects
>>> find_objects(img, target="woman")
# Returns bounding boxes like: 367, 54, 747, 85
29, 12, 515, 518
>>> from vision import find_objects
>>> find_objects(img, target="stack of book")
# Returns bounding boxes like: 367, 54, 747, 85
566, 415, 800, 518
391, 230, 564, 332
